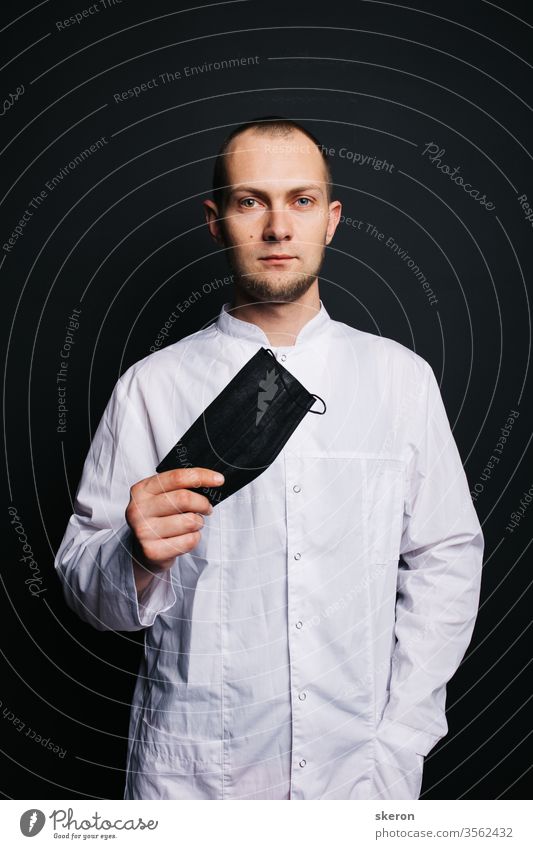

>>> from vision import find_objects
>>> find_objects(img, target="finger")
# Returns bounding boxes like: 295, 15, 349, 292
136, 531, 202, 564
135, 488, 214, 519
144, 467, 225, 495
136, 512, 206, 541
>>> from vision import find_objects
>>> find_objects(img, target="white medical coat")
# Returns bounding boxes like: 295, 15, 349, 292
54, 299, 484, 800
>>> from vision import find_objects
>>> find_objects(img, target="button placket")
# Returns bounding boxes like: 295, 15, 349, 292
292, 483, 302, 563
285, 453, 308, 796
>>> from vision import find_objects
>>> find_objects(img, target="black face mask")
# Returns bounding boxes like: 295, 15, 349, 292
156, 347, 326, 506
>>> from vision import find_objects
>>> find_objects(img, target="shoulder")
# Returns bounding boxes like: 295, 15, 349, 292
330, 318, 433, 382
114, 322, 218, 396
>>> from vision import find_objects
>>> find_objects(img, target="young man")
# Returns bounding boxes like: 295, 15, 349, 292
55, 117, 484, 800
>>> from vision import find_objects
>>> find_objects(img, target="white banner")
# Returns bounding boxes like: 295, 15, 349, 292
3, 799, 531, 848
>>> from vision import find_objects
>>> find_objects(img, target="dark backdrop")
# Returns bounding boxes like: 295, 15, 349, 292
2, 0, 532, 800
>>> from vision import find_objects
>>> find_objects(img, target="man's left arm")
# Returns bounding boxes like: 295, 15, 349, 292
377, 359, 484, 758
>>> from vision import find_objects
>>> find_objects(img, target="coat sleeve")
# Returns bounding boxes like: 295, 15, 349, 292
54, 372, 177, 632
376, 359, 484, 757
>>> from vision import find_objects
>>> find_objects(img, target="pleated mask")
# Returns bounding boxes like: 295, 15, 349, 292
155, 347, 327, 505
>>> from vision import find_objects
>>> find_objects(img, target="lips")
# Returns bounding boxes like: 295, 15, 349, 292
259, 255, 296, 261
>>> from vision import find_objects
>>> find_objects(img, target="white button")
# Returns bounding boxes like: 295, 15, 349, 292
299, 759, 306, 768
294, 552, 301, 560
298, 691, 307, 701
280, 353, 287, 362
295, 620, 303, 629
293, 484, 301, 493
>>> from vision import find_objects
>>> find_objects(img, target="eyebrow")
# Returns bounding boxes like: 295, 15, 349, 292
228, 183, 325, 198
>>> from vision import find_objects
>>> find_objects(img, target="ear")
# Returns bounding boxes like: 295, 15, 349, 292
325, 199, 342, 246
203, 199, 225, 245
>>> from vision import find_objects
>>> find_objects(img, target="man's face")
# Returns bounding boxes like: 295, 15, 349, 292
204, 129, 341, 303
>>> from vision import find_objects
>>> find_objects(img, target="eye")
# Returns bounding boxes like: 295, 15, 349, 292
295, 197, 313, 207
239, 198, 259, 208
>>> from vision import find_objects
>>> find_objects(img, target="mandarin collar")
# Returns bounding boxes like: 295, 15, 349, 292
215, 299, 331, 347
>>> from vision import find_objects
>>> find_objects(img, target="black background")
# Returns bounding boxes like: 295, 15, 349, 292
1, 0, 532, 800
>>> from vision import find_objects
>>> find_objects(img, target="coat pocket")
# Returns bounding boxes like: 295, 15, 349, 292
369, 735, 424, 800
127, 716, 224, 799
364, 458, 406, 564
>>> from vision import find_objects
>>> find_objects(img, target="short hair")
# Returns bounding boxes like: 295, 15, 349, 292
212, 116, 333, 212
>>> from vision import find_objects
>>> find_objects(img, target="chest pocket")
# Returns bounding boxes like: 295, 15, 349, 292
364, 457, 406, 563
286, 451, 406, 568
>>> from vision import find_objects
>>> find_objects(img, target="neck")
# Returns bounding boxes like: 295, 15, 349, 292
228, 282, 321, 347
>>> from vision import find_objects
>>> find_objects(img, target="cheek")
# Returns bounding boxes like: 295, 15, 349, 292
302, 223, 327, 249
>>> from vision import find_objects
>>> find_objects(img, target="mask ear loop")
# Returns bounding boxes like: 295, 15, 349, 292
264, 348, 327, 415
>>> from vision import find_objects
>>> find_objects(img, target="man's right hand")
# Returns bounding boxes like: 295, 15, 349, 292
125, 467, 225, 595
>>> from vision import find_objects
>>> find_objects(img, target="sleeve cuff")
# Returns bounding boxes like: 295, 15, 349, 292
376, 717, 442, 757
120, 526, 177, 628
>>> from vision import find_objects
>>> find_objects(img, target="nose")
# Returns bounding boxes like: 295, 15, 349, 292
262, 206, 293, 242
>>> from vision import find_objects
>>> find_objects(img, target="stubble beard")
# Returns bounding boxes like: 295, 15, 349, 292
221, 229, 326, 304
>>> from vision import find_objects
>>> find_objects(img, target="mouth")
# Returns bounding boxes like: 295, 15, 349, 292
258, 255, 296, 263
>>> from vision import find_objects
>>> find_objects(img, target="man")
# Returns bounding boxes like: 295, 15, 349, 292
54, 117, 484, 800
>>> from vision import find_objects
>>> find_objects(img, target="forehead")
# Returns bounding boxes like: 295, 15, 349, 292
224, 128, 328, 191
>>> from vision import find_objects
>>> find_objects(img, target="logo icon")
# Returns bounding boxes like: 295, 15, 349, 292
20, 809, 45, 836
256, 368, 279, 424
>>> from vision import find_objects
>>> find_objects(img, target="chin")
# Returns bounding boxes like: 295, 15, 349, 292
236, 274, 318, 303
